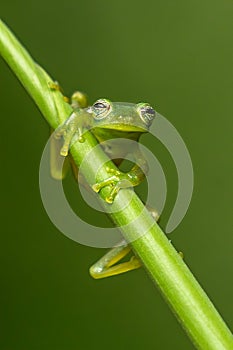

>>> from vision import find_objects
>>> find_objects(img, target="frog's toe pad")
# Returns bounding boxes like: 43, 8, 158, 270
105, 196, 114, 204
92, 183, 101, 193
92, 172, 134, 203
60, 147, 69, 157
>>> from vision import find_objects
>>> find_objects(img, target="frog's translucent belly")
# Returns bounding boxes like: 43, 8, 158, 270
92, 127, 143, 159
102, 138, 140, 160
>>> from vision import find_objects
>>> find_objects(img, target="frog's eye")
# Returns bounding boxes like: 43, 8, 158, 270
92, 99, 111, 119
137, 103, 156, 126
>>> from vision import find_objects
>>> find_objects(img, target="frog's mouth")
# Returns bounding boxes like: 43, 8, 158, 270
92, 126, 148, 143
99, 124, 148, 132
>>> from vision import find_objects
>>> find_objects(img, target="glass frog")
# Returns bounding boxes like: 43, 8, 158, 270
53, 89, 158, 278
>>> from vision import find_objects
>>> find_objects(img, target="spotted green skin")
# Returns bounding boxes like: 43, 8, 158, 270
55, 95, 157, 278
56, 97, 155, 203
90, 101, 151, 133
89, 100, 153, 162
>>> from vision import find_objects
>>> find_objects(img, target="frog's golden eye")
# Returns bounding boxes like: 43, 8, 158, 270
137, 103, 156, 126
92, 99, 111, 119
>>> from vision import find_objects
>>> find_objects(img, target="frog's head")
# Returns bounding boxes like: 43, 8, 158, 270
87, 99, 156, 132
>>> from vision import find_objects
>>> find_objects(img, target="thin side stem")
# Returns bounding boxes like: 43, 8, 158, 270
0, 19, 232, 350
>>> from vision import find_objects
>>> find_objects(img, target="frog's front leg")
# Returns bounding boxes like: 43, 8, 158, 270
49, 85, 89, 178
89, 242, 141, 279
92, 148, 148, 203
54, 109, 91, 156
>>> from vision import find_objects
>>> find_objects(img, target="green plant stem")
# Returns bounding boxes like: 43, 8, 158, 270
0, 19, 232, 350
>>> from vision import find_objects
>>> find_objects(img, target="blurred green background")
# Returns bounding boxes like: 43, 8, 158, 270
0, 1, 232, 349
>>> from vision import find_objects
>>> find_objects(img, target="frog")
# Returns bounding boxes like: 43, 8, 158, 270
53, 89, 158, 279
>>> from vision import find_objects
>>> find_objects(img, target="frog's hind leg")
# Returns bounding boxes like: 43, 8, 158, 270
90, 207, 161, 279
89, 242, 141, 279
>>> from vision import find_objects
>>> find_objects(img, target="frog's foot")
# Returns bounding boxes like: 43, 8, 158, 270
92, 168, 135, 204
89, 243, 141, 279
54, 112, 84, 157
48, 81, 69, 103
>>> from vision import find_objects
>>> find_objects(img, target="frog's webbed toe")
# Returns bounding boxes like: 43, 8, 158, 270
92, 167, 141, 203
